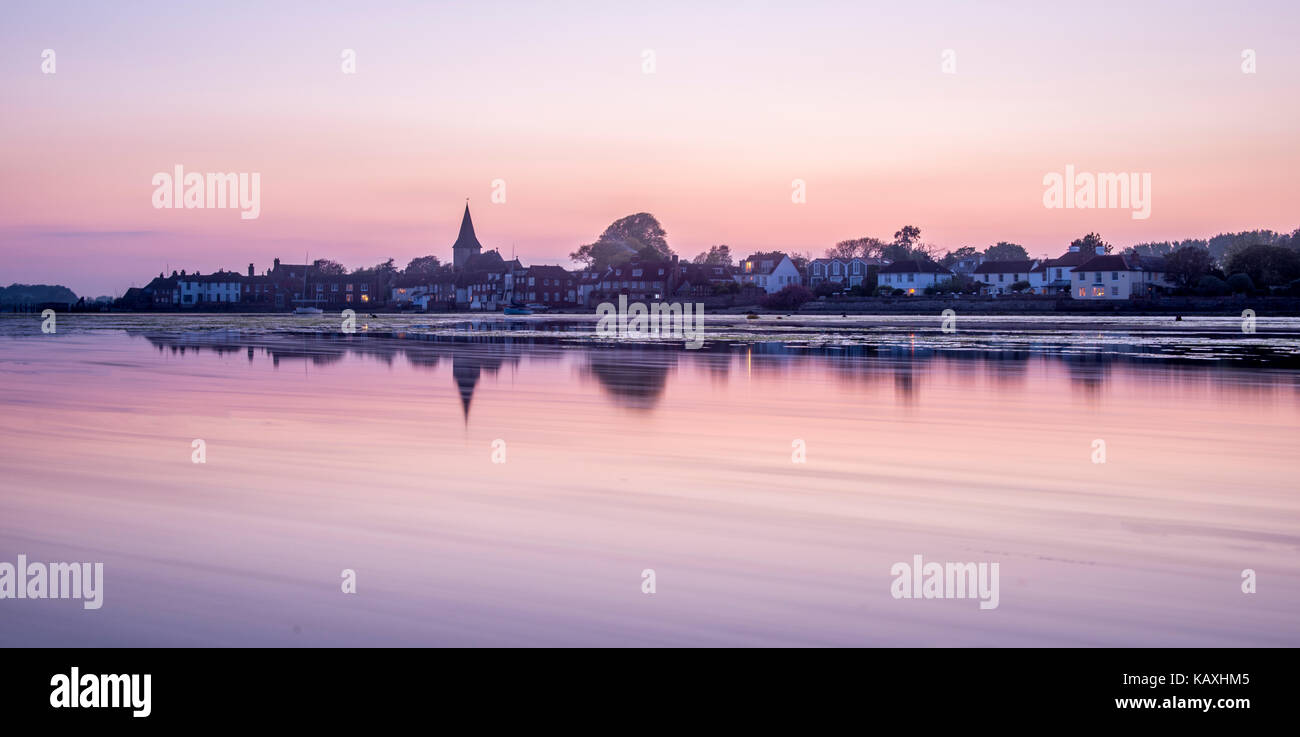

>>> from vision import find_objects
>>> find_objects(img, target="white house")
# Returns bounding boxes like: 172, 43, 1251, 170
1029, 244, 1106, 294
735, 252, 801, 294
877, 260, 954, 294
1071, 254, 1173, 299
177, 271, 243, 306
972, 260, 1039, 294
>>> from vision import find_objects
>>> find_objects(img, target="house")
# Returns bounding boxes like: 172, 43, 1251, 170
1070, 254, 1174, 300
306, 273, 387, 308
518, 264, 577, 308
144, 273, 178, 307
177, 270, 243, 306
877, 260, 954, 294
735, 252, 800, 294
807, 257, 881, 288
597, 258, 681, 302
972, 260, 1039, 294
676, 263, 735, 297
948, 253, 986, 276
240, 263, 277, 307
1030, 244, 1104, 295
572, 269, 603, 308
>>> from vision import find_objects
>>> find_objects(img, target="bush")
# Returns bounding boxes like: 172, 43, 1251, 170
891, 288, 905, 297
1226, 273, 1255, 294
1010, 280, 1032, 293
876, 286, 894, 297
1195, 275, 1230, 296
812, 281, 842, 298
760, 284, 814, 310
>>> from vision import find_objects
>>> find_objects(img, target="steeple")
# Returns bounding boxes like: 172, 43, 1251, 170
452, 202, 483, 269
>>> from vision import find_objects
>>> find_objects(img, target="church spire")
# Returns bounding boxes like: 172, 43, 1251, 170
452, 202, 483, 269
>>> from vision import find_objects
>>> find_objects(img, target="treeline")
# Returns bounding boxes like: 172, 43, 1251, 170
0, 283, 78, 305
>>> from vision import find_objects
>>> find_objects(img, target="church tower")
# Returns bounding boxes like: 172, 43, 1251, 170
452, 203, 483, 269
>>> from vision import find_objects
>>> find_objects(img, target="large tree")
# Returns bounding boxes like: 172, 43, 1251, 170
404, 255, 441, 275
983, 242, 1030, 261
893, 225, 921, 249
571, 213, 673, 271
1224, 244, 1300, 288
826, 236, 886, 260
1163, 245, 1213, 288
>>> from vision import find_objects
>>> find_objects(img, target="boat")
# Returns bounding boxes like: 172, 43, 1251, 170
503, 306, 532, 316
291, 252, 324, 315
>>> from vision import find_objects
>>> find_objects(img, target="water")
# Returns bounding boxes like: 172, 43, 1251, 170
1, 314, 1297, 646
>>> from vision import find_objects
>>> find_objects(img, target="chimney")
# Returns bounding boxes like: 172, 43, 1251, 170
274, 258, 281, 270
248, 263, 254, 277
181, 269, 186, 276
1095, 245, 1105, 255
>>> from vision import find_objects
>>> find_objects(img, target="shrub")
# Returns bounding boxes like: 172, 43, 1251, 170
1195, 275, 1230, 296
1226, 273, 1255, 294
1010, 280, 1032, 293
760, 284, 814, 310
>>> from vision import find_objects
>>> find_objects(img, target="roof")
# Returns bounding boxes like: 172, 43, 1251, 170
973, 260, 1037, 274
527, 264, 572, 280
605, 261, 674, 279
463, 249, 506, 272
452, 204, 483, 252
1073, 254, 1166, 272
879, 259, 952, 275
737, 252, 791, 275
1046, 249, 1098, 268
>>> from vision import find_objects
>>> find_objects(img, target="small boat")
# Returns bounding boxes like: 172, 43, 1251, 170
503, 306, 532, 316
294, 306, 323, 315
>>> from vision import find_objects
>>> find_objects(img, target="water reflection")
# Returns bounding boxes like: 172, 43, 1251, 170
134, 331, 1300, 420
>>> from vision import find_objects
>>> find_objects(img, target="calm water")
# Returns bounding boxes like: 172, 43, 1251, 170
1, 315, 1298, 646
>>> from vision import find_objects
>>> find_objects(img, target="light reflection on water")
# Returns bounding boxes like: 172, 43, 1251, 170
0, 325, 1297, 646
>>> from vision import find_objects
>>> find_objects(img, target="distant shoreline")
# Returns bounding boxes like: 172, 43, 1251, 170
9, 294, 1300, 317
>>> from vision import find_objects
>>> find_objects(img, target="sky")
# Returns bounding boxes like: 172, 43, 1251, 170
1, 0, 1297, 296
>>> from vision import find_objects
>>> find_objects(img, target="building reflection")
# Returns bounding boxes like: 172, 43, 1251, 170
135, 329, 1300, 422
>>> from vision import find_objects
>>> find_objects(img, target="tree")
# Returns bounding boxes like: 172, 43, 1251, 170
352, 258, 396, 276
404, 255, 441, 275
893, 225, 921, 249
940, 246, 979, 267
571, 213, 673, 271
1162, 245, 1213, 288
983, 242, 1029, 261
1070, 232, 1112, 255
827, 237, 886, 260
692, 245, 733, 266
313, 259, 346, 275
1195, 275, 1230, 295
1224, 244, 1300, 289
1226, 273, 1256, 294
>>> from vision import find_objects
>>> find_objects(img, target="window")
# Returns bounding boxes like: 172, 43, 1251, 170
1077, 272, 1085, 281
907, 273, 914, 282
998, 274, 1005, 282
332, 283, 339, 292
1109, 286, 1118, 296
632, 269, 643, 278
360, 284, 368, 292
1055, 269, 1063, 279
853, 262, 862, 275
1111, 272, 1119, 281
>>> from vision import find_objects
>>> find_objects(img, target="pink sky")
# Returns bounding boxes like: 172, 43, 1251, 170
2, 0, 1297, 295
